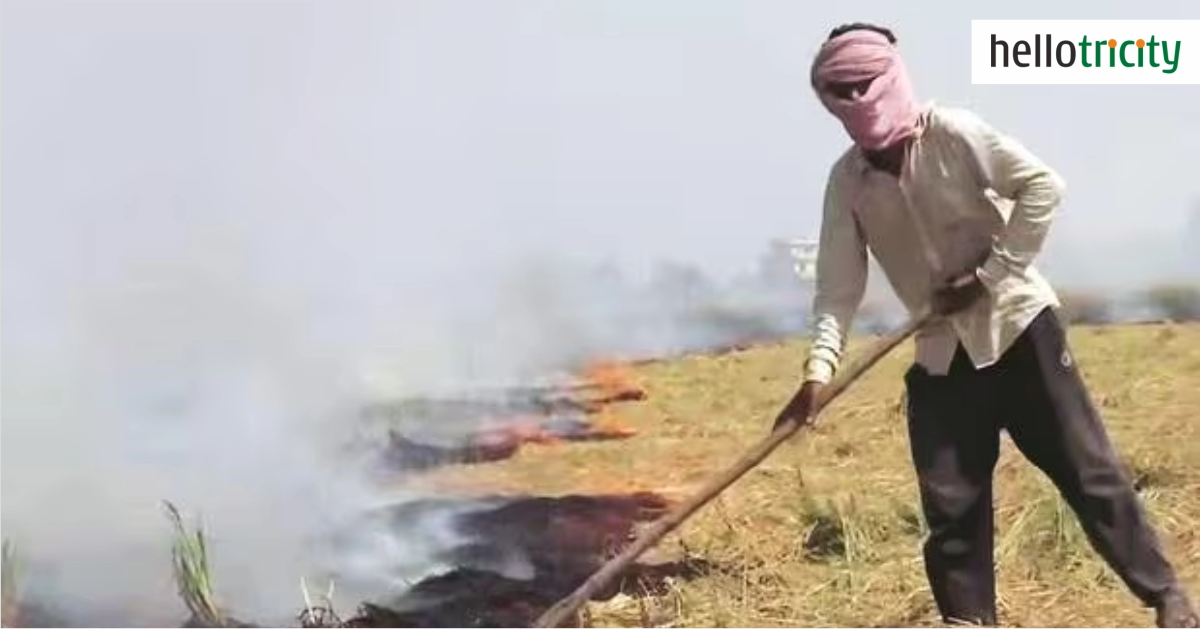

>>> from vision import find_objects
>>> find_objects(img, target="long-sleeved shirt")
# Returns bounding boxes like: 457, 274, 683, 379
804, 103, 1065, 383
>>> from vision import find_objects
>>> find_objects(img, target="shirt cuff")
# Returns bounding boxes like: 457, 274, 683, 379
975, 255, 1010, 294
804, 356, 836, 384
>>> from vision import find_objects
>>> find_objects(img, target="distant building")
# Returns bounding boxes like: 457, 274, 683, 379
764, 238, 819, 284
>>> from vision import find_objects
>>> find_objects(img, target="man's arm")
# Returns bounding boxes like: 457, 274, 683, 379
804, 168, 869, 384
947, 109, 1067, 292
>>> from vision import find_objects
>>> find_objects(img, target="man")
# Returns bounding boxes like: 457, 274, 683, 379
779, 22, 1198, 627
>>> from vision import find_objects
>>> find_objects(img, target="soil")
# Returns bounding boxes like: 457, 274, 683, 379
342, 492, 713, 628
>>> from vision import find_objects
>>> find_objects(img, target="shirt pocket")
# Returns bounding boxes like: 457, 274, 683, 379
913, 148, 980, 220
908, 155, 1001, 277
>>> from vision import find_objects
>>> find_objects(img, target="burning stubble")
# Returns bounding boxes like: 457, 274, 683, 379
1, 6, 824, 620
0, 197, 564, 624
0, 183, 819, 626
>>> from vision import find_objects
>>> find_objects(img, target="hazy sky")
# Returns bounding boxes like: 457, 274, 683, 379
2, 1, 1198, 622
4, 0, 1198, 295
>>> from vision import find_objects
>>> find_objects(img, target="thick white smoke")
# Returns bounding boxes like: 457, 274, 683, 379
0, 207, 472, 624
0, 195, 814, 626
0, 2, 825, 625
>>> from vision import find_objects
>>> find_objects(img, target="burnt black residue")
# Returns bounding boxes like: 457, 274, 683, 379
360, 388, 595, 430
370, 416, 637, 475
344, 493, 715, 628
378, 430, 522, 471
360, 385, 639, 474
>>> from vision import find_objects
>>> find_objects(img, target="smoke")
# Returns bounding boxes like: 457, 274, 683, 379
0, 184, 814, 627
0, 71, 809, 629
0, 2, 852, 624
1, 204, 434, 623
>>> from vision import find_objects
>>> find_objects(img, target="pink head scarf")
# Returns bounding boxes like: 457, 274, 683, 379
811, 29, 924, 151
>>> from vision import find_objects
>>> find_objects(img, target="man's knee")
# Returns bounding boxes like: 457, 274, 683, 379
1060, 463, 1139, 521
918, 477, 991, 533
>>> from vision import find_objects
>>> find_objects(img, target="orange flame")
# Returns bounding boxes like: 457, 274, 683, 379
476, 406, 638, 449
571, 359, 646, 407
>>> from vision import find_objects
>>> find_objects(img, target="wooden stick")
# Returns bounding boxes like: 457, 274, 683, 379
533, 312, 932, 628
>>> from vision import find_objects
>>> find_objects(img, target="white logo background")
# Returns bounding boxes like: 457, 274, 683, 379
971, 20, 1200, 85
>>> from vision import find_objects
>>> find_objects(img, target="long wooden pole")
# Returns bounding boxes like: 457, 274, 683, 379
533, 312, 932, 628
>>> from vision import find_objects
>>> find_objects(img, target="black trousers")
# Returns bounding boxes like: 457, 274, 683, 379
904, 307, 1180, 625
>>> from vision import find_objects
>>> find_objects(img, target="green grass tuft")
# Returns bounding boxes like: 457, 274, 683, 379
163, 501, 228, 628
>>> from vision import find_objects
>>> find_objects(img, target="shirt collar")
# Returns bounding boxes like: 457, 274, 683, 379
848, 102, 936, 178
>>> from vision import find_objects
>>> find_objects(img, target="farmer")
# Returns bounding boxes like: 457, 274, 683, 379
780, 22, 1198, 627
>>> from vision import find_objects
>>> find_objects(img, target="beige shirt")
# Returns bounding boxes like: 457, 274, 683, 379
804, 103, 1064, 383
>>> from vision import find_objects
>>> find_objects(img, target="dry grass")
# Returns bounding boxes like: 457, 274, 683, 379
419, 323, 1200, 628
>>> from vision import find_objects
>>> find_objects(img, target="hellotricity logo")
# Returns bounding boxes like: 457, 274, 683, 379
971, 20, 1200, 84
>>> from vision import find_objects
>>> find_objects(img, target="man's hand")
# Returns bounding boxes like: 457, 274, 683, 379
931, 271, 989, 317
772, 381, 824, 433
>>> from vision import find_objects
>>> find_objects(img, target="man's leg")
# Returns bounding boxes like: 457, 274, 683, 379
998, 308, 1192, 623
905, 349, 1002, 625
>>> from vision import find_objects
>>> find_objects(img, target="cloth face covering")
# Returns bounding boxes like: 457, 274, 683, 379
811, 30, 923, 151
